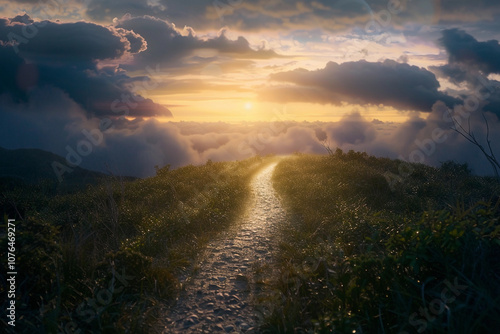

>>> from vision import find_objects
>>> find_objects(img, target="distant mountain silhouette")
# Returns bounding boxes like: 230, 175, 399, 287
0, 147, 134, 192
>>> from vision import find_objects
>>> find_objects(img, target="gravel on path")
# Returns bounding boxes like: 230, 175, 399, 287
163, 162, 286, 333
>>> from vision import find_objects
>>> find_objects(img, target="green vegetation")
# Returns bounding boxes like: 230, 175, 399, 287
2, 149, 499, 333
264, 150, 500, 333
0, 156, 270, 333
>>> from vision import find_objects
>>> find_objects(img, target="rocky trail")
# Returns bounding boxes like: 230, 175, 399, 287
163, 162, 286, 333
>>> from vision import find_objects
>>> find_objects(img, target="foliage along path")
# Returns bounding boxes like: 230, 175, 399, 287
163, 161, 285, 333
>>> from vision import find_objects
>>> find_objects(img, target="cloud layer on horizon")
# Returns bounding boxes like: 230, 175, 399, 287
2, 102, 500, 178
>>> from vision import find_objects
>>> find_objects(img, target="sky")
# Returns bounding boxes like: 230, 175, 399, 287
1, 0, 500, 177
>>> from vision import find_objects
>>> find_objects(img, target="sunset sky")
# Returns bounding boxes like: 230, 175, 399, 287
1, 0, 500, 177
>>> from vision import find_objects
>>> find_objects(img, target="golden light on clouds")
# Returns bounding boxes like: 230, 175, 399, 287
2, 0, 500, 178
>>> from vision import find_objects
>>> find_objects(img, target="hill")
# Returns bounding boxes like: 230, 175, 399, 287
264, 150, 500, 333
1, 152, 499, 333
0, 146, 131, 192
0, 155, 270, 333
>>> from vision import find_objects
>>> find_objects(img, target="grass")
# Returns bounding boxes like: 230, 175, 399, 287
263, 150, 500, 333
0, 155, 272, 333
1, 150, 499, 333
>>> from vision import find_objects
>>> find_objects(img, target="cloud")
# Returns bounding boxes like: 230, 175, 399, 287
0, 15, 171, 118
0, 4, 499, 179
0, 86, 91, 151
114, 15, 281, 71
2, 0, 500, 38
325, 112, 376, 146
317, 102, 500, 176
0, 17, 140, 66
90, 120, 197, 177
77, 0, 441, 33
432, 29, 500, 118
0, 94, 324, 177
71, 0, 500, 39
189, 133, 232, 153
0, 85, 193, 177
431, 63, 469, 85
438, 28, 500, 75
85, 0, 170, 22
1, 86, 499, 177
432, 30, 500, 100
262, 60, 460, 111
438, 0, 500, 23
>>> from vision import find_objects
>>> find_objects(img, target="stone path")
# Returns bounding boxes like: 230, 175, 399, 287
163, 162, 285, 333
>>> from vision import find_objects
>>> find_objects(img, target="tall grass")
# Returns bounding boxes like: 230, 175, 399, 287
263, 150, 500, 333
0, 156, 270, 333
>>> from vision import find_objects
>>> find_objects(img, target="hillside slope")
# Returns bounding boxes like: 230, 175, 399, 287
264, 151, 500, 333
0, 146, 129, 191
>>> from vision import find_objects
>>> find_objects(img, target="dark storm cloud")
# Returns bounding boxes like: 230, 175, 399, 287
263, 60, 460, 112
431, 63, 469, 85
439, 29, 500, 75
431, 29, 500, 118
0, 16, 171, 118
0, 17, 135, 66
0, 89, 195, 177
9, 14, 34, 24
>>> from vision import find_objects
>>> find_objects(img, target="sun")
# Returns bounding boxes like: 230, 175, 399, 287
244, 102, 253, 110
